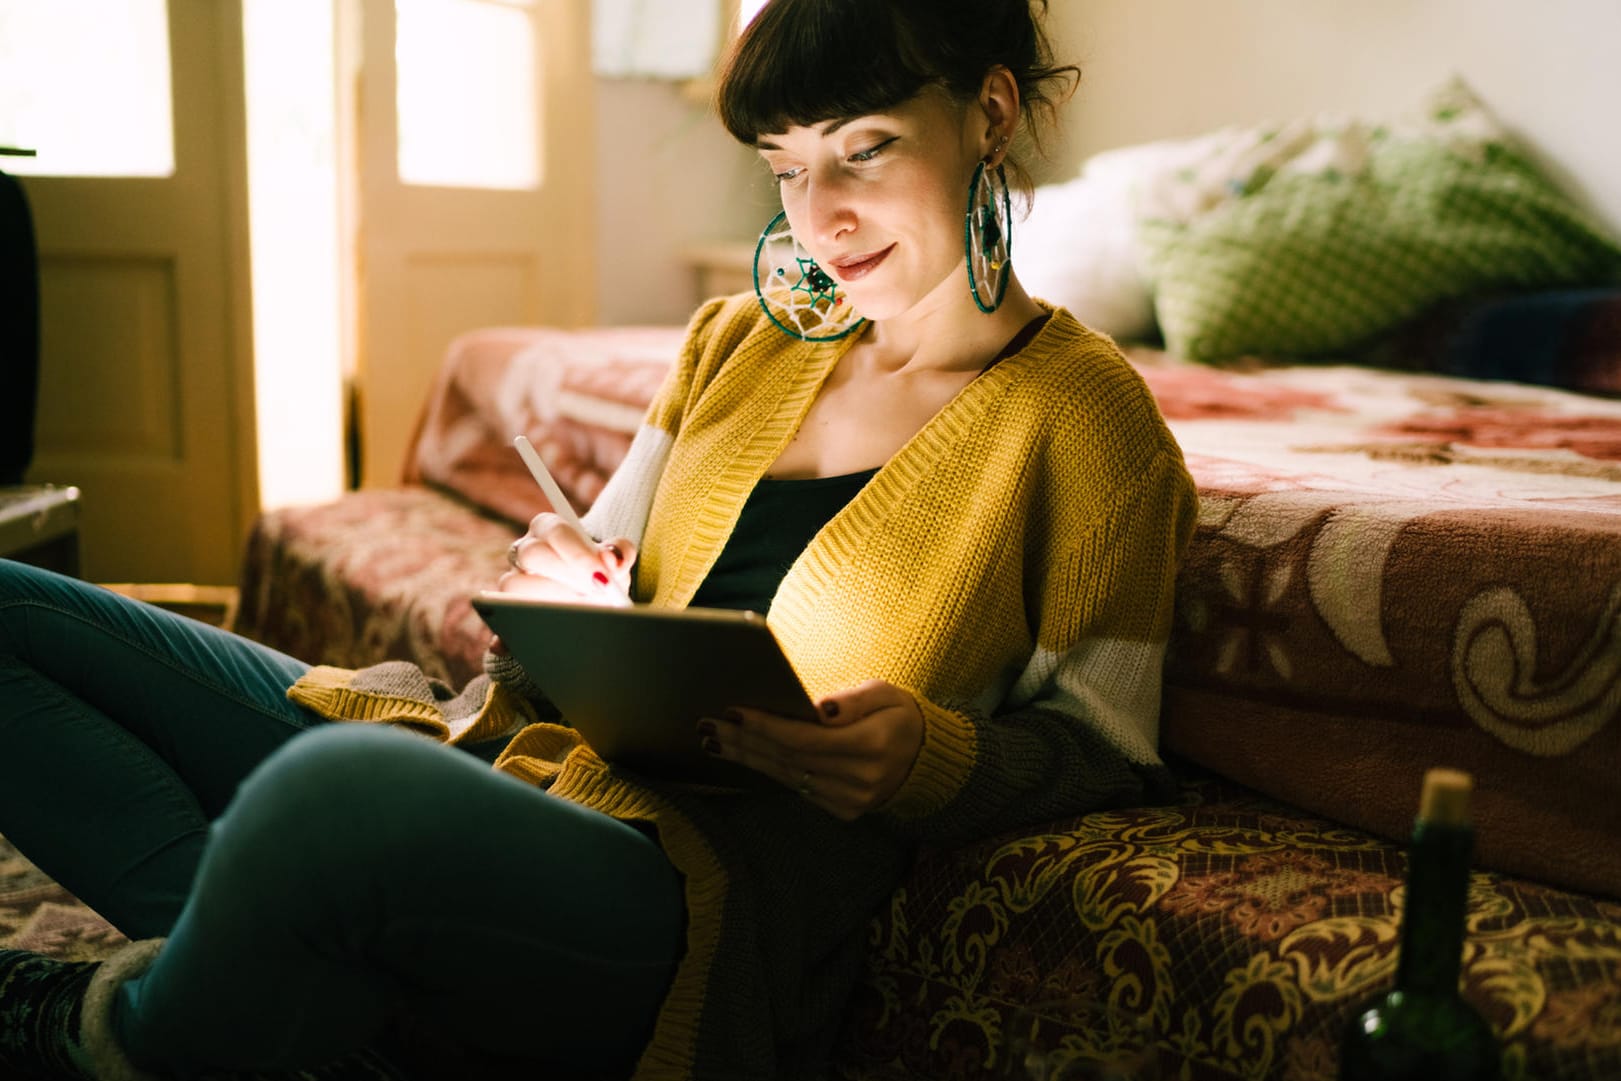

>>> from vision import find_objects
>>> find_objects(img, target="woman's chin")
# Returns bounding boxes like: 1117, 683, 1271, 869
843, 299, 894, 324
839, 286, 911, 324
844, 276, 970, 325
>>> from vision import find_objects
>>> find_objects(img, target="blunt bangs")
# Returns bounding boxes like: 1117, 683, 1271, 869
717, 1, 942, 145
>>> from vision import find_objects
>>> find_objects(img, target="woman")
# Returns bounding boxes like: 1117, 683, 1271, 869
0, 1, 1195, 1078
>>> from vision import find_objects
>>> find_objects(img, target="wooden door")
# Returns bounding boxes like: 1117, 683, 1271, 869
349, 0, 596, 489
21, 0, 255, 585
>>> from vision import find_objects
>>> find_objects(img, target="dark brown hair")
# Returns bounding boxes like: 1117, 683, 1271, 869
716, 0, 1079, 191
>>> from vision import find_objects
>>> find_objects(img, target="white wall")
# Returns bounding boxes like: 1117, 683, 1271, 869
1042, 0, 1621, 235
592, 78, 772, 325
588, 1, 1621, 326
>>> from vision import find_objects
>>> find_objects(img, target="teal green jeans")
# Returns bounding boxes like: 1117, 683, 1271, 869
0, 560, 683, 1077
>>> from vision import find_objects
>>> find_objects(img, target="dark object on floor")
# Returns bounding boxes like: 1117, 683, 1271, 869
0, 167, 41, 486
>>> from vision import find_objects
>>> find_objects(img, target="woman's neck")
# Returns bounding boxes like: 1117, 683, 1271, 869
857, 272, 1047, 374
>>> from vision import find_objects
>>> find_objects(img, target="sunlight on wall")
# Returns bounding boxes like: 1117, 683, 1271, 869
739, 0, 769, 30
243, 0, 346, 510
0, 0, 173, 175
396, 0, 540, 189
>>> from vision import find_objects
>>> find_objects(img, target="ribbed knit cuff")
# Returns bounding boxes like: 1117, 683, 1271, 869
880, 697, 976, 821
286, 666, 443, 727
483, 647, 552, 708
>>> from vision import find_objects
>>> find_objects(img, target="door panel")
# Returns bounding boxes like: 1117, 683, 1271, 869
22, 0, 253, 585
37, 256, 181, 459
351, 0, 595, 489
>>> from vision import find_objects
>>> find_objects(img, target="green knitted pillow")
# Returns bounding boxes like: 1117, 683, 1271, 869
1138, 82, 1621, 362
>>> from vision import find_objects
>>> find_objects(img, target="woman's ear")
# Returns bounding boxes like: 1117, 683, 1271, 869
977, 66, 1021, 163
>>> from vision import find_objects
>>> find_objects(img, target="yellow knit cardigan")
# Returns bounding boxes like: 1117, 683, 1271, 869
290, 292, 1197, 1079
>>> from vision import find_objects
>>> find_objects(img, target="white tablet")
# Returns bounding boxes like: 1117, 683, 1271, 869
471, 593, 818, 786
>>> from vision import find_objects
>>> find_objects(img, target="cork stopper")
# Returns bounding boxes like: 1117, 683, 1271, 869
1418, 767, 1474, 827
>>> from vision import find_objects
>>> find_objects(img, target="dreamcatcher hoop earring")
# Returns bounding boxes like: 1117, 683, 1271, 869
965, 160, 1013, 314
752, 211, 867, 342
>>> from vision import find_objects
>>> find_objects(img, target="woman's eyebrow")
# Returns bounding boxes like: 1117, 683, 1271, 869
756, 116, 860, 151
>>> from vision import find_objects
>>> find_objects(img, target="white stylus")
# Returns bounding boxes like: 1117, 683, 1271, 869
514, 434, 587, 537
513, 435, 631, 605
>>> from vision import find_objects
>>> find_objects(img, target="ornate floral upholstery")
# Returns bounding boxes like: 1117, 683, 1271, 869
833, 766, 1621, 1081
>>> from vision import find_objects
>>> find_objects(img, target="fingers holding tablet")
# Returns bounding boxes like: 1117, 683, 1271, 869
699, 681, 924, 819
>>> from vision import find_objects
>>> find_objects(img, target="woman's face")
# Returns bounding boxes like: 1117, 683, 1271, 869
756, 88, 986, 323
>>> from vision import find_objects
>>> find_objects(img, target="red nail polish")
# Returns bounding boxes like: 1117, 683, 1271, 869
696, 719, 717, 740
701, 736, 722, 756
593, 571, 609, 586
822, 700, 840, 718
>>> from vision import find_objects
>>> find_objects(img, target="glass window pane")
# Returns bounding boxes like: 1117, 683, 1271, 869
243, 0, 346, 509
395, 0, 539, 190
0, 0, 174, 177
592, 0, 720, 79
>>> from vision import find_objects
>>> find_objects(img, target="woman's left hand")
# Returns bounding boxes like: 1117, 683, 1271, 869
700, 680, 924, 820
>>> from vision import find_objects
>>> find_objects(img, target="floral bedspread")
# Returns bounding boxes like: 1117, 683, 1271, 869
229, 324, 1621, 1078
240, 324, 1621, 900
1133, 351, 1621, 899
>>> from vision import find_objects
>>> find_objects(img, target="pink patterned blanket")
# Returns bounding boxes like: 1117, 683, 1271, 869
1127, 351, 1621, 898
404, 325, 683, 525
241, 324, 1621, 898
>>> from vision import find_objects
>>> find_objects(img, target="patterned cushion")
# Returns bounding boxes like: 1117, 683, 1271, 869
1137, 78, 1621, 362
832, 766, 1621, 1081
236, 487, 512, 688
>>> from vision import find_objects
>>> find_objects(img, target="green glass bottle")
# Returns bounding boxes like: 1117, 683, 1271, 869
1340, 767, 1501, 1081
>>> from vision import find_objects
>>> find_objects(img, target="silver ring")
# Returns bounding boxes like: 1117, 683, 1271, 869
797, 770, 813, 798
506, 539, 525, 572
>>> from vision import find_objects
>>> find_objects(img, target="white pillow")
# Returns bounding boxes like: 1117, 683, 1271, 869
1016, 131, 1236, 341
1016, 171, 1152, 340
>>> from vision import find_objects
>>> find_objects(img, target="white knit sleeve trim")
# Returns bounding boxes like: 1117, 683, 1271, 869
1005, 636, 1167, 765
581, 423, 672, 547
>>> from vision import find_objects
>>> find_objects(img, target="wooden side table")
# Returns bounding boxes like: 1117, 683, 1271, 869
683, 242, 756, 304
97, 583, 240, 630
0, 484, 81, 576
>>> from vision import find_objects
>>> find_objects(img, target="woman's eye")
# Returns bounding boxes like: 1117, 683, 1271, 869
850, 138, 897, 163
772, 166, 803, 183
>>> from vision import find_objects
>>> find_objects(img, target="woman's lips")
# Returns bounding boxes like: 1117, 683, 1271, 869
829, 245, 894, 282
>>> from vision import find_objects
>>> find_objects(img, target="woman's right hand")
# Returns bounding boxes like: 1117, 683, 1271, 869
496, 512, 636, 605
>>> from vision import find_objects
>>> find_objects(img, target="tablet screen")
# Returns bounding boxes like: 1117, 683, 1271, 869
472, 593, 818, 784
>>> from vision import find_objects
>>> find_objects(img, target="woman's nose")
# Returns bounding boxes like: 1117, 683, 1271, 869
802, 173, 857, 248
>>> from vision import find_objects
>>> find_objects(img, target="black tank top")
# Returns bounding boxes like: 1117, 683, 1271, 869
689, 468, 879, 613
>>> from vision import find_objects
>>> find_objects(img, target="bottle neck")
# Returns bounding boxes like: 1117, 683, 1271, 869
1396, 818, 1474, 996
